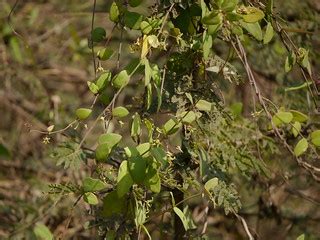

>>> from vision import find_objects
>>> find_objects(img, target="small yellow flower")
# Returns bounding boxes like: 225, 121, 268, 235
42, 136, 51, 144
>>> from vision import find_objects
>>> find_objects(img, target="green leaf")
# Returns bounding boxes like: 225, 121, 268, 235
290, 110, 309, 123
131, 113, 142, 141
163, 118, 182, 135
112, 70, 130, 89
109, 2, 120, 23
76, 108, 92, 120
112, 106, 129, 118
91, 27, 106, 42
124, 11, 143, 30
292, 121, 301, 138
128, 156, 147, 183
117, 161, 134, 197
98, 133, 122, 148
129, 0, 143, 7
102, 190, 126, 217
150, 147, 168, 166
143, 58, 152, 86
96, 71, 112, 91
221, 0, 238, 12
97, 48, 114, 61
240, 21, 263, 41
178, 111, 197, 124
202, 11, 222, 25
87, 81, 99, 94
143, 158, 160, 193
83, 192, 99, 205
147, 35, 160, 48
241, 7, 265, 23
33, 223, 53, 240
310, 130, 320, 147
137, 143, 151, 156
285, 51, 296, 73
196, 100, 212, 112
272, 111, 293, 126
296, 234, 305, 240
300, 48, 312, 75
140, 21, 153, 35
263, 22, 274, 44
294, 138, 308, 157
173, 207, 190, 231
83, 177, 107, 192
95, 144, 111, 161
204, 177, 218, 192
203, 32, 212, 60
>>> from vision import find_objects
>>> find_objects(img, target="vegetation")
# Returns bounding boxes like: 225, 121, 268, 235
1, 0, 320, 239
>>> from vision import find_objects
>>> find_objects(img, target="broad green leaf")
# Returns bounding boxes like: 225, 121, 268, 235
87, 81, 99, 94
202, 11, 222, 25
263, 22, 274, 44
112, 70, 130, 89
112, 106, 129, 118
76, 108, 92, 120
173, 207, 190, 231
196, 100, 212, 112
150, 147, 168, 166
117, 161, 134, 197
203, 32, 212, 60
144, 159, 160, 193
285, 51, 296, 73
241, 7, 265, 23
83, 192, 99, 205
128, 156, 147, 183
240, 21, 263, 41
204, 177, 218, 192
310, 130, 320, 147
221, 0, 238, 12
178, 111, 197, 124
137, 143, 151, 156
97, 48, 114, 61
102, 190, 126, 217
96, 71, 112, 91
95, 144, 111, 161
91, 27, 106, 42
292, 121, 301, 138
129, 0, 143, 7
140, 21, 153, 35
83, 177, 107, 192
294, 138, 308, 157
272, 111, 293, 126
124, 11, 143, 30
109, 2, 119, 22
33, 223, 53, 240
163, 118, 182, 135
131, 113, 142, 141
290, 110, 309, 123
98, 133, 122, 147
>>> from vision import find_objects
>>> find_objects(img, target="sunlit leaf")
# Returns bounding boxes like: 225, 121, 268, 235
294, 138, 308, 157
112, 106, 129, 118
117, 161, 134, 197
83, 192, 99, 205
83, 177, 107, 192
76, 108, 92, 120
